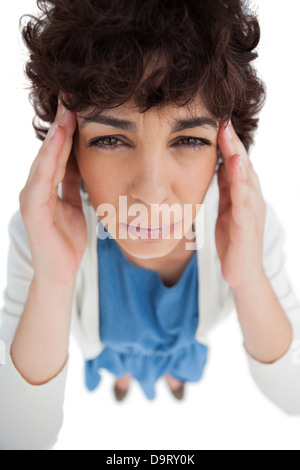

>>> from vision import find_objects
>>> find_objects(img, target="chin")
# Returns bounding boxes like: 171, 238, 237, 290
117, 237, 181, 261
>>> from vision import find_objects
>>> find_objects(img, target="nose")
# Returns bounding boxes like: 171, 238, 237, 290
129, 148, 171, 206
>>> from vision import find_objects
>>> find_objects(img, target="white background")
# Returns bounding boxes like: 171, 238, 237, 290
0, 0, 299, 450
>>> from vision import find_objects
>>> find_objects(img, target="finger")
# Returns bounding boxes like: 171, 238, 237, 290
22, 103, 77, 211
61, 151, 83, 209
221, 121, 264, 197
22, 126, 66, 211
218, 121, 250, 171
227, 153, 250, 229
26, 102, 65, 184
53, 106, 78, 186
27, 103, 77, 186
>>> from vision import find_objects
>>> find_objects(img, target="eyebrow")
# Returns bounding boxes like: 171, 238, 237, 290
171, 117, 218, 133
79, 114, 218, 133
79, 114, 138, 132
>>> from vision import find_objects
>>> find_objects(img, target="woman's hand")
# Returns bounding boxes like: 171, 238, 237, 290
215, 121, 267, 291
19, 102, 87, 285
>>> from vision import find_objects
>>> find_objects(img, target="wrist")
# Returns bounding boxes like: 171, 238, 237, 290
232, 266, 293, 364
30, 274, 76, 300
11, 273, 76, 385
232, 265, 267, 298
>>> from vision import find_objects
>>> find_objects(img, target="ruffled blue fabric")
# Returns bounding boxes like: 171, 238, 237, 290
85, 224, 209, 400
86, 341, 208, 400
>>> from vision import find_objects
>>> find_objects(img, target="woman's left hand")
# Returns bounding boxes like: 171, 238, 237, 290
215, 121, 267, 291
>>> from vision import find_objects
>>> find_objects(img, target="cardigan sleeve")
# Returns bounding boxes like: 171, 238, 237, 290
245, 203, 300, 415
0, 210, 68, 450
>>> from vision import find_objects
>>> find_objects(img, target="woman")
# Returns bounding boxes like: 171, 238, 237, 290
0, 0, 300, 450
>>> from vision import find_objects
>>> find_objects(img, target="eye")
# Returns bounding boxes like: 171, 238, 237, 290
174, 137, 211, 150
87, 136, 126, 151
87, 135, 212, 153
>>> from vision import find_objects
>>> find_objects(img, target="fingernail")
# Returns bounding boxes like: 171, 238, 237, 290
226, 121, 233, 140
51, 125, 58, 139
58, 101, 66, 115
57, 96, 66, 116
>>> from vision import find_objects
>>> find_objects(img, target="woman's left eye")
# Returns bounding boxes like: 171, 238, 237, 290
175, 137, 211, 150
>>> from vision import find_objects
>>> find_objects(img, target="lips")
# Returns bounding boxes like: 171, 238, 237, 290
128, 224, 171, 239
120, 220, 183, 241
129, 225, 170, 231
126, 222, 181, 230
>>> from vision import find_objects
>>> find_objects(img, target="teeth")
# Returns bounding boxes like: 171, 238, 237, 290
141, 226, 170, 238
128, 224, 171, 239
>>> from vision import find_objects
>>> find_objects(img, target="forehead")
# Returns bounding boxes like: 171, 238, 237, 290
123, 100, 208, 121
78, 97, 215, 128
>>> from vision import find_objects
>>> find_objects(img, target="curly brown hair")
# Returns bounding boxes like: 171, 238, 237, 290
21, 0, 266, 151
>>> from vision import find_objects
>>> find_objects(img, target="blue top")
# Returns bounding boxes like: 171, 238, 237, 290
85, 228, 209, 400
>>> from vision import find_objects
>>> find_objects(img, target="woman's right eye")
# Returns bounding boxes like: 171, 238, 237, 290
87, 136, 125, 151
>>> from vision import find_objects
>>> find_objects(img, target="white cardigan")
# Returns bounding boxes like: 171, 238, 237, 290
0, 174, 300, 450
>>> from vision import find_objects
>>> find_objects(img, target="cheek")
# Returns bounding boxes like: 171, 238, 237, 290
178, 150, 217, 201
75, 154, 121, 230
75, 136, 106, 183
78, 159, 118, 205
74, 139, 117, 205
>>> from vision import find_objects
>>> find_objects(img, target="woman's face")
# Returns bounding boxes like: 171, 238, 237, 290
74, 99, 219, 261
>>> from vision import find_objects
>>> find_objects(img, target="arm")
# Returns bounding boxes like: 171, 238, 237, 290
0, 212, 70, 450
0, 102, 87, 449
12, 102, 86, 385
216, 121, 300, 414
240, 204, 300, 415
233, 271, 292, 365
11, 276, 75, 385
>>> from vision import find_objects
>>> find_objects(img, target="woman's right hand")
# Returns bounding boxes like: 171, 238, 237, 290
19, 102, 87, 285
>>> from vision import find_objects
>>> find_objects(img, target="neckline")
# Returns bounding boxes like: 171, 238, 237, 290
101, 236, 197, 290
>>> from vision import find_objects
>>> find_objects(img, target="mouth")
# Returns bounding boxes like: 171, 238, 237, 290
122, 222, 182, 241
128, 224, 176, 230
